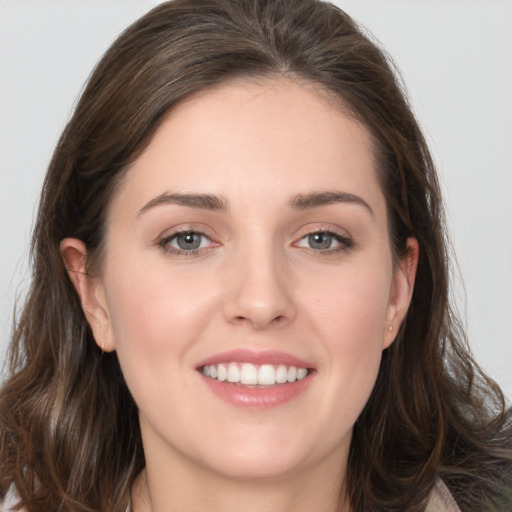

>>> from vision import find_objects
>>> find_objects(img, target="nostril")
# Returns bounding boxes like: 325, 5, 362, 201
231, 314, 286, 328
271, 315, 285, 324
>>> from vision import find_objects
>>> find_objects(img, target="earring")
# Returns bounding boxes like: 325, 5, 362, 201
388, 325, 393, 332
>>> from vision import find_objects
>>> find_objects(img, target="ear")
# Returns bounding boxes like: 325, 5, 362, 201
60, 238, 115, 352
383, 237, 419, 349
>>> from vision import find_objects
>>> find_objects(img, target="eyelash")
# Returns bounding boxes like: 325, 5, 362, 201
157, 230, 214, 256
294, 230, 354, 253
157, 229, 354, 257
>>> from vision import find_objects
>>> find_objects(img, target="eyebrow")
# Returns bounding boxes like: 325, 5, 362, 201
137, 192, 228, 216
288, 191, 374, 217
137, 190, 373, 217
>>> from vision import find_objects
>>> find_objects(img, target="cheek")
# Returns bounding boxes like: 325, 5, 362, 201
102, 257, 219, 381
310, 262, 391, 349
321, 291, 385, 385
306, 264, 391, 419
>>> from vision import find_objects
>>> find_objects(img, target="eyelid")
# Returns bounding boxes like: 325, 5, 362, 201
292, 225, 354, 252
156, 222, 218, 243
156, 225, 220, 256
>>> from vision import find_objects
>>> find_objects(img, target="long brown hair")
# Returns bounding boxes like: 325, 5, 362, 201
1, 1, 511, 510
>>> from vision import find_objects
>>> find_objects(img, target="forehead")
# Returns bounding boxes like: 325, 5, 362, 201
108, 78, 384, 219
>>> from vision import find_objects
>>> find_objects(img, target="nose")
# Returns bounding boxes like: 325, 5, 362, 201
222, 245, 297, 330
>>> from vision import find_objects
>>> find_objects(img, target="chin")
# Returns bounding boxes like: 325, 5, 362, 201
193, 426, 339, 481
203, 451, 308, 481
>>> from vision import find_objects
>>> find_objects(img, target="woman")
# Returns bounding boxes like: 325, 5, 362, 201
1, 0, 511, 511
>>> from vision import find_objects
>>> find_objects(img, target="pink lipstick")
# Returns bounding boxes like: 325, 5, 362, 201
196, 349, 315, 409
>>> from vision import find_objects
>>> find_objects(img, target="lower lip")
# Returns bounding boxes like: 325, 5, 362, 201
200, 373, 314, 409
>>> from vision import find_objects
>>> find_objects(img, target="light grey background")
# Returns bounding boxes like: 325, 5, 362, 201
1, 1, 511, 396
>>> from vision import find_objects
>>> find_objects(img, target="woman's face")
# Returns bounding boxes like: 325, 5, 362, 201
65, 79, 416, 482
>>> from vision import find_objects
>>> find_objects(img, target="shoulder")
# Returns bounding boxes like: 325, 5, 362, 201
1, 480, 462, 512
425, 479, 461, 512
0, 486, 25, 512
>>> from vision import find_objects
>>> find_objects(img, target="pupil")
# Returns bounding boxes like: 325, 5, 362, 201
177, 232, 201, 250
309, 233, 331, 249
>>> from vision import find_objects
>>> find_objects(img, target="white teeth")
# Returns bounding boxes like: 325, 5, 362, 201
297, 368, 308, 380
202, 362, 309, 385
227, 362, 240, 383
275, 365, 288, 384
258, 364, 275, 385
217, 363, 227, 382
240, 363, 258, 385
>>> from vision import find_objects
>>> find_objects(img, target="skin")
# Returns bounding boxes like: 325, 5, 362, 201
62, 78, 418, 512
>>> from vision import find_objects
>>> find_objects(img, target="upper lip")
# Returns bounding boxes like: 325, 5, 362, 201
196, 349, 314, 369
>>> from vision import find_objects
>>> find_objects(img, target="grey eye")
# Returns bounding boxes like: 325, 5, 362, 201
175, 232, 203, 250
295, 230, 352, 252
307, 232, 334, 250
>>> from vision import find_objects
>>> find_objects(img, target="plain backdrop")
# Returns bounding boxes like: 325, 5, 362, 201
1, 0, 511, 397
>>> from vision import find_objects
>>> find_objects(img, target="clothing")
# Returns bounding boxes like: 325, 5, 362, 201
425, 479, 461, 512
1, 479, 461, 511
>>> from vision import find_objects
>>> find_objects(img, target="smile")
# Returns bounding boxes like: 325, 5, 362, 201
202, 362, 309, 386
197, 349, 315, 408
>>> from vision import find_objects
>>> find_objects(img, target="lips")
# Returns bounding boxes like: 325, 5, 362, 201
196, 349, 315, 408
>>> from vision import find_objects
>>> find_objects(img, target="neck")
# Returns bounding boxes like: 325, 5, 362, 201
131, 451, 351, 512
